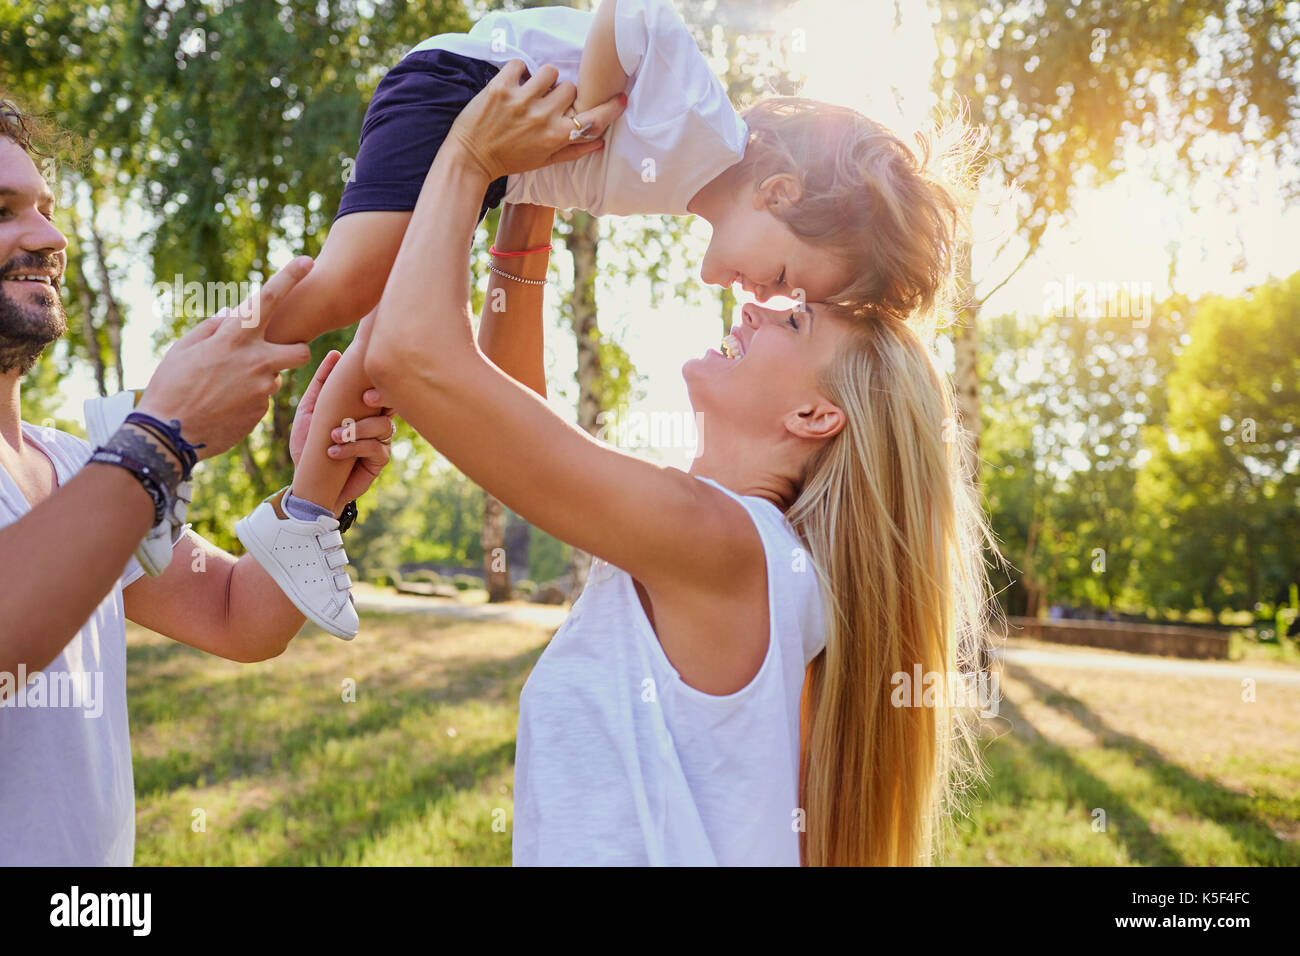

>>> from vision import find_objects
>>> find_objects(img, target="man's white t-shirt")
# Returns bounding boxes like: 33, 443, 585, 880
0, 423, 145, 866
408, 0, 748, 216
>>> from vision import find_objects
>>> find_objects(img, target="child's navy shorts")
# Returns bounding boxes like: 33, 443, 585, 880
337, 49, 509, 225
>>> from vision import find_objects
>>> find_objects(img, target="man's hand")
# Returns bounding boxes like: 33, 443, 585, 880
136, 256, 316, 458
290, 349, 395, 515
447, 60, 627, 182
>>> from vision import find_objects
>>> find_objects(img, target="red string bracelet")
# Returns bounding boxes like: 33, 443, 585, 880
490, 243, 553, 258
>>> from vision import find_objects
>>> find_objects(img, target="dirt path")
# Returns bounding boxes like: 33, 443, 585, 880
354, 587, 1300, 685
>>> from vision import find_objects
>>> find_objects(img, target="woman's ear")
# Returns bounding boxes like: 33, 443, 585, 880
754, 173, 803, 213
784, 399, 845, 442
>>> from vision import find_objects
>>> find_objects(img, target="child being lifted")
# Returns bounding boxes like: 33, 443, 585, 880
182, 0, 960, 638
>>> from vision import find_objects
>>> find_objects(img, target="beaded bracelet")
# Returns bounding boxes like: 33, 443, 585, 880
487, 263, 548, 286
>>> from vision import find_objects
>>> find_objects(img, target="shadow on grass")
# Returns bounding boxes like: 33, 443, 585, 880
989, 684, 1184, 864
253, 736, 519, 865
129, 638, 544, 797
1008, 665, 1298, 865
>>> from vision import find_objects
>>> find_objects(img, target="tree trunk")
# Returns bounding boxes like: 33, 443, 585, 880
71, 259, 107, 397
64, 206, 108, 397
564, 211, 602, 599
1022, 517, 1043, 618
570, 212, 602, 435
505, 513, 531, 580
237, 435, 266, 494
720, 285, 736, 337
87, 196, 126, 392
269, 389, 295, 476
482, 492, 512, 603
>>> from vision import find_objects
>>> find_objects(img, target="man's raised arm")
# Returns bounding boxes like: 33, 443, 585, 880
0, 259, 313, 693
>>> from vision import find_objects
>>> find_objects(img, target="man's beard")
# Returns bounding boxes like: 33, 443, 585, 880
0, 256, 67, 375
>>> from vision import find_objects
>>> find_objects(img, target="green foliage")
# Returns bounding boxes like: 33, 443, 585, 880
6, 0, 487, 567
17, 344, 86, 437
1136, 271, 1300, 614
936, 0, 1300, 245
981, 297, 1184, 615
345, 448, 487, 581
984, 272, 1300, 618
527, 528, 572, 584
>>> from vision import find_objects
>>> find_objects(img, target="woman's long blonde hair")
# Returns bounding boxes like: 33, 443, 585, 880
759, 98, 996, 866
787, 313, 998, 866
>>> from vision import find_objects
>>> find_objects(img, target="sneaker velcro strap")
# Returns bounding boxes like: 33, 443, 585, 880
325, 549, 349, 570
315, 530, 344, 550
333, 572, 353, 591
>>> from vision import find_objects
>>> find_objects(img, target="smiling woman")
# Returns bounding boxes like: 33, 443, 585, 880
363, 41, 998, 866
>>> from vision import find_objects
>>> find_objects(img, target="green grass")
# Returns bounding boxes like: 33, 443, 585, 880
1228, 630, 1300, 665
127, 613, 1300, 866
943, 658, 1300, 866
128, 612, 542, 865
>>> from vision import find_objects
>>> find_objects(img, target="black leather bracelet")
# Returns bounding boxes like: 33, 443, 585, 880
338, 499, 358, 533
124, 411, 203, 481
90, 448, 170, 526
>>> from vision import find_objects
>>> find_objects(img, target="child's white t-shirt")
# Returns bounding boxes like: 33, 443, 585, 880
407, 0, 749, 216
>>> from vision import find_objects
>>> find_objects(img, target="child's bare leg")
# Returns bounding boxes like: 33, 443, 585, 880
262, 210, 412, 345
290, 343, 379, 510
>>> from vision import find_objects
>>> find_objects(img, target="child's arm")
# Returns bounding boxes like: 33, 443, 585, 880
574, 0, 627, 114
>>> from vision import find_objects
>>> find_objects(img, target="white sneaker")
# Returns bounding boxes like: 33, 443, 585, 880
85, 389, 192, 577
235, 488, 359, 640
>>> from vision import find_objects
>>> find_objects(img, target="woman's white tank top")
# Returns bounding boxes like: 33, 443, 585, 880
512, 476, 828, 866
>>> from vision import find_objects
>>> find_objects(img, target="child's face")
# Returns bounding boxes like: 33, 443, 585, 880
698, 183, 855, 306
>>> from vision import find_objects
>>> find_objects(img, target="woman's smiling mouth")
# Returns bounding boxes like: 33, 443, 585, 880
721, 330, 746, 359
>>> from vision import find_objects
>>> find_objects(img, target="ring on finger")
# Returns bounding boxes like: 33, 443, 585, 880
379, 420, 396, 444
565, 109, 596, 141
569, 121, 597, 142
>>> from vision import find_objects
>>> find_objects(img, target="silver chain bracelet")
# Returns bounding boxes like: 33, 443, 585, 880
488, 263, 548, 286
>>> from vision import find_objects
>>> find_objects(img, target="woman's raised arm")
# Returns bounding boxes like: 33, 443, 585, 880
363, 65, 760, 601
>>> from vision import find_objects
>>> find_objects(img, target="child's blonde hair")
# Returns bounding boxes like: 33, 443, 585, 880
737, 97, 979, 327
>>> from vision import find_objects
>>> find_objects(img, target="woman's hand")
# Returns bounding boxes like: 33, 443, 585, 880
289, 350, 395, 515
448, 60, 627, 182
